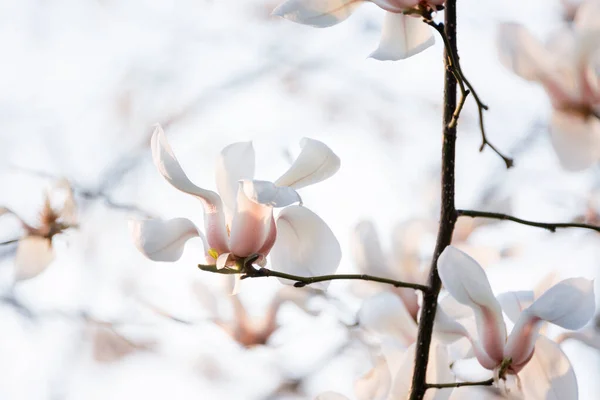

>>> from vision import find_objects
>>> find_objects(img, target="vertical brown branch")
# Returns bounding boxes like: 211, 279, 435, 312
408, 1, 458, 399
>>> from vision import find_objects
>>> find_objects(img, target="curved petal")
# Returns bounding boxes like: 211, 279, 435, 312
151, 126, 229, 253
314, 393, 350, 400
270, 206, 341, 289
370, 0, 420, 13
549, 109, 600, 171
129, 218, 204, 262
519, 336, 578, 400
358, 292, 418, 345
504, 278, 595, 368
497, 23, 555, 82
438, 246, 506, 364
433, 305, 471, 344
216, 252, 232, 270
354, 354, 391, 400
215, 142, 255, 220
241, 180, 301, 208
370, 12, 435, 61
496, 290, 534, 324
272, 0, 363, 28
274, 138, 341, 190
351, 220, 390, 277
229, 182, 274, 258
575, 0, 600, 32
14, 236, 55, 281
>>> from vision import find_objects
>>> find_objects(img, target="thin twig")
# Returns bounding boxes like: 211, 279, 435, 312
425, 378, 494, 389
197, 264, 429, 292
457, 209, 600, 233
0, 238, 20, 246
425, 20, 513, 168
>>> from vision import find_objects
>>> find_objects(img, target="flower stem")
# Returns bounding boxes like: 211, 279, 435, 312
425, 378, 494, 389
457, 209, 600, 233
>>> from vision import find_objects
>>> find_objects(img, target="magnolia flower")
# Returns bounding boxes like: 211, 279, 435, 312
498, 2, 600, 170
272, 0, 445, 61
1, 180, 77, 281
131, 126, 341, 283
436, 246, 595, 388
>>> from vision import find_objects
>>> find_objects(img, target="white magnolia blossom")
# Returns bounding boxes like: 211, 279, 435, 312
498, 0, 600, 170
435, 246, 595, 398
131, 126, 341, 284
272, 0, 445, 61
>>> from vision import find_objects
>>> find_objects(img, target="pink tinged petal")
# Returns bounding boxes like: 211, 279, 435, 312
270, 206, 341, 289
550, 110, 600, 171
256, 217, 277, 265
215, 141, 255, 220
370, 13, 435, 61
496, 291, 534, 324
129, 218, 204, 262
272, 0, 363, 28
314, 393, 350, 400
274, 138, 341, 190
505, 278, 595, 368
358, 292, 418, 345
150, 126, 229, 253
519, 336, 578, 400
370, 0, 420, 13
241, 180, 301, 208
575, 0, 600, 32
14, 236, 55, 281
438, 246, 507, 364
229, 182, 274, 258
354, 355, 391, 400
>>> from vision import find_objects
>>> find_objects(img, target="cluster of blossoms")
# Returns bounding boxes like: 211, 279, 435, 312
131, 126, 342, 286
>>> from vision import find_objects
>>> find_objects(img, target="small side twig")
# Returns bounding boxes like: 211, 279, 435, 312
425, 20, 513, 168
197, 262, 429, 292
425, 378, 494, 389
457, 209, 600, 233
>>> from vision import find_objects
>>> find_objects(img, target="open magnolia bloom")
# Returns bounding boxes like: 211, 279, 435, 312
131, 126, 341, 283
272, 0, 445, 61
436, 246, 595, 389
1, 180, 77, 281
498, 1, 600, 170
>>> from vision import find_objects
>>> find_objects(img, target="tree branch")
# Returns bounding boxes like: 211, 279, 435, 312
457, 209, 600, 233
425, 19, 513, 168
409, 4, 459, 399
425, 378, 494, 389
197, 263, 429, 292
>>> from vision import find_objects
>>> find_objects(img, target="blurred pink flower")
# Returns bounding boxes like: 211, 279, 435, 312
272, 0, 445, 60
498, 2, 600, 170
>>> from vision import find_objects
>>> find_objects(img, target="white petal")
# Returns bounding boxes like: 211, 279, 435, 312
496, 290, 534, 324
151, 125, 229, 253
129, 218, 204, 262
216, 252, 231, 270
14, 236, 55, 281
272, 0, 362, 28
575, 0, 600, 32
504, 278, 595, 369
497, 23, 555, 82
215, 142, 255, 219
369, 13, 435, 61
433, 305, 471, 344
519, 336, 578, 400
270, 206, 341, 289
358, 292, 418, 345
274, 138, 340, 190
351, 220, 391, 278
549, 110, 600, 171
438, 246, 506, 364
314, 392, 350, 400
355, 355, 391, 400
241, 180, 301, 207
526, 277, 595, 330
229, 182, 274, 258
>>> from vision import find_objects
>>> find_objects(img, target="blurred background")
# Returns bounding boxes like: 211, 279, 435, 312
0, 0, 599, 399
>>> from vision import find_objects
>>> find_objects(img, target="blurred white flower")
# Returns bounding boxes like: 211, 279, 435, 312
498, 3, 600, 170
272, 0, 445, 60
131, 126, 341, 284
435, 246, 594, 397
1, 180, 77, 281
